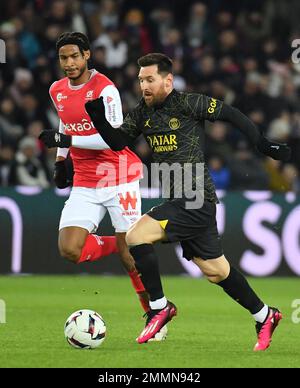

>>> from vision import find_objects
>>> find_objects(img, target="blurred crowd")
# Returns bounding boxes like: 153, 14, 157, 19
1, 0, 300, 192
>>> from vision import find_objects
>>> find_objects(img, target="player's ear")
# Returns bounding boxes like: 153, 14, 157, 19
84, 50, 91, 61
165, 73, 173, 88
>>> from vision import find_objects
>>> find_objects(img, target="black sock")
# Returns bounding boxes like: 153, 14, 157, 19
129, 244, 164, 302
217, 266, 264, 314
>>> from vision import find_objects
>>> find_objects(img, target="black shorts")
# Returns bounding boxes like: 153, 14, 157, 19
147, 198, 223, 261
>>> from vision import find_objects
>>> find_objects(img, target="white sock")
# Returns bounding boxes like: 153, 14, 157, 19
150, 296, 167, 310
252, 304, 269, 323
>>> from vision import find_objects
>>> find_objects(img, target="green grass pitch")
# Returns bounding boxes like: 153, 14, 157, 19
0, 276, 299, 368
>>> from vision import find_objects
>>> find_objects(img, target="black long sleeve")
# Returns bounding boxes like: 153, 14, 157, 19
85, 98, 132, 151
218, 103, 262, 146
97, 120, 132, 151
85, 96, 290, 162
217, 103, 291, 161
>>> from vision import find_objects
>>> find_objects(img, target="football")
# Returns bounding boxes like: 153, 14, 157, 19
64, 309, 106, 349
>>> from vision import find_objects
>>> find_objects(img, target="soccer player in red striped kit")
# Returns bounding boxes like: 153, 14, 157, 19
39, 32, 167, 340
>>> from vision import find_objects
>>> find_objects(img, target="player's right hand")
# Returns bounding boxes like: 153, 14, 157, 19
39, 130, 72, 148
53, 160, 71, 189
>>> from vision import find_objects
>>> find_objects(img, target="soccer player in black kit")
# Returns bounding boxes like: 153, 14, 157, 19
85, 53, 291, 350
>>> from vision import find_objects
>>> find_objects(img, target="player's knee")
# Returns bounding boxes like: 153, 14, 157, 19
201, 265, 229, 284
205, 274, 224, 284
194, 255, 229, 284
203, 269, 228, 284
59, 245, 81, 263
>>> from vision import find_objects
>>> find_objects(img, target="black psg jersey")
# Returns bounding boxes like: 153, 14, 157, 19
119, 89, 224, 203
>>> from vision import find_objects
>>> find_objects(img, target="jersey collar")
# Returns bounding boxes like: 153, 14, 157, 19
154, 89, 177, 109
67, 69, 97, 90
141, 89, 178, 110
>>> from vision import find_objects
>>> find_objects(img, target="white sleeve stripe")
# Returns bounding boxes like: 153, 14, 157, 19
56, 120, 69, 158
56, 148, 69, 158
72, 134, 110, 150
59, 120, 65, 134
99, 84, 123, 128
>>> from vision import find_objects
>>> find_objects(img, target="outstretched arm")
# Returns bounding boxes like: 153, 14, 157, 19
40, 131, 111, 150
186, 93, 291, 162
218, 104, 291, 161
40, 84, 124, 150
39, 123, 111, 151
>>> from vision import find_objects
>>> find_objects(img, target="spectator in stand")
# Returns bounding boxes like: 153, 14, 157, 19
229, 143, 269, 190
186, 2, 212, 49
263, 158, 299, 193
93, 26, 128, 69
0, 97, 24, 145
206, 122, 233, 163
0, 145, 15, 186
9, 137, 49, 188
208, 155, 231, 190
0, 0, 299, 188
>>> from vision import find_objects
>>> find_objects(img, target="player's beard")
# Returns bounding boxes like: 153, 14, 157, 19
144, 86, 169, 107
64, 65, 86, 81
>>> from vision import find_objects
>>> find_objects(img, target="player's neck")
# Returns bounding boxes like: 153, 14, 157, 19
152, 88, 175, 109
69, 69, 91, 86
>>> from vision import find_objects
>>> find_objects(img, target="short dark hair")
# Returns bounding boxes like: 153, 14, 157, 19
137, 53, 173, 75
56, 32, 90, 55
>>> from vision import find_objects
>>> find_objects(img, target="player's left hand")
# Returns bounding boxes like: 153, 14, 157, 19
257, 137, 291, 162
53, 160, 72, 188
39, 130, 72, 148
85, 97, 106, 130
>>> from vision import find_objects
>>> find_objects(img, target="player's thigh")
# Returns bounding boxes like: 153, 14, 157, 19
59, 187, 107, 234
106, 180, 166, 244
126, 214, 167, 244
58, 226, 89, 253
